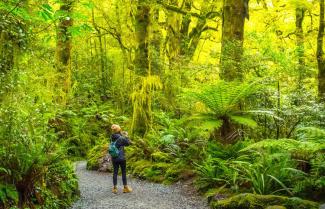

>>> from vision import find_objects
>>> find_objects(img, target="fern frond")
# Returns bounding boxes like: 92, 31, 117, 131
240, 139, 322, 153
245, 110, 283, 121
186, 113, 223, 130
296, 127, 325, 142
191, 81, 259, 115
229, 115, 257, 128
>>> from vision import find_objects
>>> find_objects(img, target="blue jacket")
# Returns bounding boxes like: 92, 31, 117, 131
110, 133, 131, 161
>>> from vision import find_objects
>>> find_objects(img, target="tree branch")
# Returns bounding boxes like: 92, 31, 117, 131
157, 0, 221, 20
3, 0, 23, 18
202, 26, 219, 33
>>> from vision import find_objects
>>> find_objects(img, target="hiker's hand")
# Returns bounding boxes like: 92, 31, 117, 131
122, 131, 128, 137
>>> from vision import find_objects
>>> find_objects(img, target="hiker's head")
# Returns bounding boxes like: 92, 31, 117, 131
111, 124, 121, 133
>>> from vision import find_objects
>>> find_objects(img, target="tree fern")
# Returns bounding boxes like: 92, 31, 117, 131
187, 80, 260, 141
192, 81, 258, 115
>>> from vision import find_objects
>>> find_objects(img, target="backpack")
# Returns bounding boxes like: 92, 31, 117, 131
108, 140, 119, 158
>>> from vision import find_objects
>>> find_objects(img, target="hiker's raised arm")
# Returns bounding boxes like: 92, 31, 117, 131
121, 136, 131, 146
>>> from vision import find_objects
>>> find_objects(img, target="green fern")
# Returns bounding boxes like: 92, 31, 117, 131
192, 81, 258, 115
240, 138, 322, 153
230, 115, 257, 128
0, 184, 18, 207
187, 80, 261, 140
296, 127, 325, 142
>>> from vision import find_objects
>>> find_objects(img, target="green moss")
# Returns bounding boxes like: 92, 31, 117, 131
265, 206, 286, 209
211, 193, 319, 209
130, 159, 177, 183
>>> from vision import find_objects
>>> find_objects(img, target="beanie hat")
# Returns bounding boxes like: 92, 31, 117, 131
111, 124, 121, 133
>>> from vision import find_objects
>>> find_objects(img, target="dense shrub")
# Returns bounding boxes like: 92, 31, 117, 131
86, 142, 108, 170
0, 106, 79, 208
196, 138, 325, 202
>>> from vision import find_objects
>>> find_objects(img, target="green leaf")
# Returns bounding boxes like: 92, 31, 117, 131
296, 127, 325, 142
268, 174, 293, 196
39, 4, 54, 21
201, 119, 223, 130
82, 1, 95, 9
185, 114, 223, 130
68, 24, 93, 37
0, 168, 8, 174
230, 115, 257, 128
245, 110, 283, 121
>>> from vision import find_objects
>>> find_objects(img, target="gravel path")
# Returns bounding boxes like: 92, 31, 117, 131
71, 161, 210, 209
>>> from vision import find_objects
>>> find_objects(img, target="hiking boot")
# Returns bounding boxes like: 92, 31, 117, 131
112, 187, 118, 194
123, 186, 132, 193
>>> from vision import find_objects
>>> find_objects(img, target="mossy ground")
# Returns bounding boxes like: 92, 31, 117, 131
211, 193, 320, 209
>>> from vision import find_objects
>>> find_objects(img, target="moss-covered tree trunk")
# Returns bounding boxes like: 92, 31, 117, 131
217, 0, 249, 143
133, 0, 150, 136
296, 7, 306, 87
0, 0, 28, 101
150, 7, 162, 75
0, 31, 14, 73
56, 0, 73, 104
220, 0, 248, 81
134, 1, 150, 76
0, 0, 28, 73
132, 1, 155, 136
317, 0, 325, 101
166, 0, 208, 60
179, 0, 193, 57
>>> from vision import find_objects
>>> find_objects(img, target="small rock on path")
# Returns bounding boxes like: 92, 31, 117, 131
71, 161, 210, 209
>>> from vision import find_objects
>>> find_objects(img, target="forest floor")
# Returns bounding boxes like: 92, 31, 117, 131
71, 161, 210, 209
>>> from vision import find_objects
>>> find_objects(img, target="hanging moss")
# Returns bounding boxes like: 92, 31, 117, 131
131, 75, 162, 136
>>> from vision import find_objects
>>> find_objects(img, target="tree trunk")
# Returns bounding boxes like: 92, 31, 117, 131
0, 1, 28, 101
0, 31, 14, 73
217, 0, 249, 143
218, 116, 239, 144
187, 17, 209, 59
0, 0, 28, 74
56, 0, 73, 104
92, 8, 107, 93
318, 0, 325, 101
220, 0, 248, 81
296, 7, 306, 86
150, 7, 162, 75
134, 1, 150, 76
179, 0, 193, 57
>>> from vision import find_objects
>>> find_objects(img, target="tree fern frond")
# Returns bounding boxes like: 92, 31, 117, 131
229, 115, 257, 128
201, 120, 223, 130
191, 81, 259, 115
185, 113, 223, 130
296, 127, 325, 142
245, 110, 283, 121
240, 139, 322, 153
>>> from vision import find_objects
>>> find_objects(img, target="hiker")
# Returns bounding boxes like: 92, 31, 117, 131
110, 124, 132, 194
